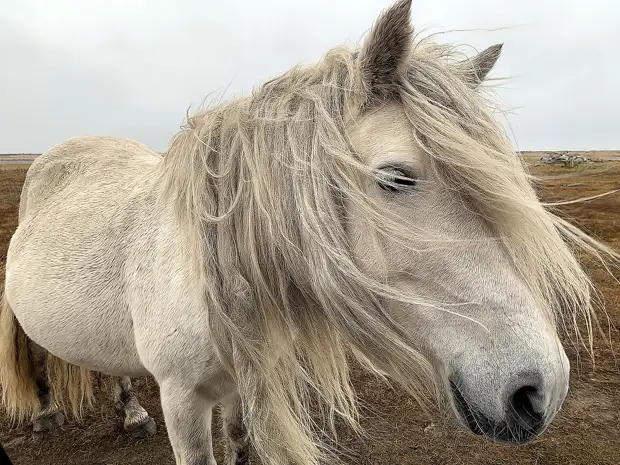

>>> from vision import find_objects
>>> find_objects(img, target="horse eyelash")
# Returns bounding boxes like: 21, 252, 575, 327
375, 165, 418, 192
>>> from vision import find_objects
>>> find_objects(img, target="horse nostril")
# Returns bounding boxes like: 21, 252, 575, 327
510, 385, 544, 431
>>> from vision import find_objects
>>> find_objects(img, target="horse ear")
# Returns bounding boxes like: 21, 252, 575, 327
461, 43, 503, 87
359, 0, 413, 100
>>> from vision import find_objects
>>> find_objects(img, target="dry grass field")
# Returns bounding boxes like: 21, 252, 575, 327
1, 157, 619, 465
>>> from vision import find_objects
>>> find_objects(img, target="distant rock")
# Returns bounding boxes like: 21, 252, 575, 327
539, 152, 591, 166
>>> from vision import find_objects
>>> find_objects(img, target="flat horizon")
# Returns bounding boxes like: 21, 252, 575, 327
2, 149, 620, 157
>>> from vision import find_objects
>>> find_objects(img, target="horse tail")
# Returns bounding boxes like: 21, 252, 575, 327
47, 353, 94, 420
0, 292, 39, 423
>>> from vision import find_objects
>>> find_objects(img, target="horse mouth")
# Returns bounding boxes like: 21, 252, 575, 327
450, 381, 486, 436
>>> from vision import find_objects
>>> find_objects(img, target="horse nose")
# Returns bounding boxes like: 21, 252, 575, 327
450, 371, 553, 444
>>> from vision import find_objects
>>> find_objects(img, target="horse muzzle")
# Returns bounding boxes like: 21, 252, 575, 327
447, 362, 569, 444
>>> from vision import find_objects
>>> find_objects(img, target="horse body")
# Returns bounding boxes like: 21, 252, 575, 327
5, 136, 238, 459
1, 1, 618, 465
7, 136, 160, 377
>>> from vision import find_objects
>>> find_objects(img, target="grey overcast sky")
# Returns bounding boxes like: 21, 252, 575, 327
1, 0, 618, 153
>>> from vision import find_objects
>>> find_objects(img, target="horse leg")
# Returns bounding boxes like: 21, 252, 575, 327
113, 376, 156, 439
221, 392, 250, 465
159, 380, 217, 465
30, 341, 65, 433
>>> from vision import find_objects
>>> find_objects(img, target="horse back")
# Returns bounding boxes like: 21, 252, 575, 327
19, 135, 161, 223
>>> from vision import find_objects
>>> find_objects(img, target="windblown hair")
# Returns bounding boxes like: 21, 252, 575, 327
157, 36, 618, 465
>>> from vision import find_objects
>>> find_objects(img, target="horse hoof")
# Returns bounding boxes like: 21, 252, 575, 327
125, 416, 156, 439
33, 411, 65, 433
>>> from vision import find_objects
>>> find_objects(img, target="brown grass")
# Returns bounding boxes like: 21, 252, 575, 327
1, 161, 619, 465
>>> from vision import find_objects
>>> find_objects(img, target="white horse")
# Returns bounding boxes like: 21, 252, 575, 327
1, 1, 617, 464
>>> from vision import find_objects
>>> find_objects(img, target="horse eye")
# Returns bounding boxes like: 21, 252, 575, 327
376, 166, 417, 192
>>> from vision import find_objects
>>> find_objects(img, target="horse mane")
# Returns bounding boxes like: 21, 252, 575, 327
157, 38, 618, 465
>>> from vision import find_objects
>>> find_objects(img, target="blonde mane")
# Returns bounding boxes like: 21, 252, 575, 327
156, 38, 618, 465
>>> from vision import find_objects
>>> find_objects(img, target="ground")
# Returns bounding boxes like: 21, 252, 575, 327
1, 156, 619, 465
